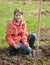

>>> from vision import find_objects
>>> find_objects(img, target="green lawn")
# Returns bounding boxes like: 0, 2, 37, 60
0, 1, 50, 47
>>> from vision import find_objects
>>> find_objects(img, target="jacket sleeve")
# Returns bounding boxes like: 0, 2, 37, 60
21, 21, 28, 44
6, 22, 15, 46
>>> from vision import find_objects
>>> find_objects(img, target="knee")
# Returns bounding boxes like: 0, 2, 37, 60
33, 33, 36, 39
31, 33, 36, 40
27, 47, 32, 54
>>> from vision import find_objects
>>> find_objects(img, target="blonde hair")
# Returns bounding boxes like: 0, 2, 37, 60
14, 8, 23, 15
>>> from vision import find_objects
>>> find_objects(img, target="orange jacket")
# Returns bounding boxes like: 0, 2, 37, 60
6, 18, 28, 46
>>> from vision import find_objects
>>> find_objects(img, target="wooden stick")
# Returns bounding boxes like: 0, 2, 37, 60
36, 0, 42, 56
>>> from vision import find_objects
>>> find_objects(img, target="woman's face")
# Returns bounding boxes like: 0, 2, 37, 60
14, 12, 23, 23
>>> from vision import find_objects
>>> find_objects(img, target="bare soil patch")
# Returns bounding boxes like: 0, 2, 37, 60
0, 44, 50, 65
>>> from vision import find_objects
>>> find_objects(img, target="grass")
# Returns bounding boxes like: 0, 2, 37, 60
0, 1, 50, 47
0, 1, 50, 65
35, 60, 50, 65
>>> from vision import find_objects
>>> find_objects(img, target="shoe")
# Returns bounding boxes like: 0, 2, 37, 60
29, 50, 33, 57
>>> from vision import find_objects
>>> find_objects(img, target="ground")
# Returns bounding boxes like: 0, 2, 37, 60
40, 26, 50, 41
0, 45, 50, 65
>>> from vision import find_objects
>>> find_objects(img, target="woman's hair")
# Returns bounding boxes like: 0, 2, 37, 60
14, 8, 23, 15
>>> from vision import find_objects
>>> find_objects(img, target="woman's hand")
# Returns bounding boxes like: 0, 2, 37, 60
13, 43, 20, 49
24, 43, 29, 47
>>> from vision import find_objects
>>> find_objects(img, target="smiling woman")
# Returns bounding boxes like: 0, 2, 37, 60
5, 8, 36, 55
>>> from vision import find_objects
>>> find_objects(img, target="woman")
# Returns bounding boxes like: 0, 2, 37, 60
6, 8, 36, 55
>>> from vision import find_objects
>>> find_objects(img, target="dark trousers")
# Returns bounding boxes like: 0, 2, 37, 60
9, 33, 36, 54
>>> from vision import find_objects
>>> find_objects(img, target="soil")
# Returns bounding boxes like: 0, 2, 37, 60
40, 26, 50, 41
33, 0, 50, 1
30, 10, 50, 16
0, 44, 50, 65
